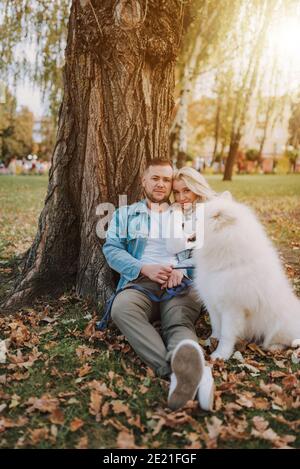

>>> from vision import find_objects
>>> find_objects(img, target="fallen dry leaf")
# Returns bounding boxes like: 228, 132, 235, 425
252, 397, 270, 410
77, 363, 92, 377
206, 416, 223, 440
9, 321, 31, 346
101, 401, 110, 418
138, 385, 149, 394
49, 408, 65, 425
259, 380, 282, 396
86, 380, 117, 398
236, 395, 254, 408
104, 418, 129, 433
84, 318, 97, 338
0, 404, 7, 413
0, 340, 9, 364
70, 417, 84, 432
11, 371, 30, 381
111, 400, 132, 419
50, 424, 58, 440
251, 427, 296, 448
0, 416, 28, 432
29, 428, 49, 445
121, 359, 136, 376
89, 390, 103, 417
117, 430, 138, 449
152, 411, 195, 437
282, 374, 298, 389
122, 386, 133, 396
0, 375, 6, 385
76, 435, 89, 449
252, 416, 269, 432
270, 370, 287, 379
247, 343, 266, 356
223, 402, 242, 413
128, 415, 145, 432
270, 413, 300, 431
26, 395, 60, 414
9, 394, 21, 409
76, 345, 97, 362
273, 359, 287, 369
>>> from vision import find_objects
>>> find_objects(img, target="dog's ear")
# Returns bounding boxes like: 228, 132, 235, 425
220, 190, 232, 201
211, 208, 236, 229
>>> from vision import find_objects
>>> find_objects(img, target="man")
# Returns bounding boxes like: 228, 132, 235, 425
102, 159, 214, 411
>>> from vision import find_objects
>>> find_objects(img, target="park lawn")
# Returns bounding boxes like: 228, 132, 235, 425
0, 174, 300, 449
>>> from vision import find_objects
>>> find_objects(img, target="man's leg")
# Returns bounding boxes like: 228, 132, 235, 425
160, 287, 215, 411
160, 287, 201, 362
111, 288, 171, 377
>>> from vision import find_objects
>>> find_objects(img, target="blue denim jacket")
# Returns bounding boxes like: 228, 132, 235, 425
102, 199, 193, 291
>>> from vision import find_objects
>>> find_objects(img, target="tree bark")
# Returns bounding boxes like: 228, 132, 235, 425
3, 0, 186, 311
212, 94, 221, 162
223, 134, 240, 181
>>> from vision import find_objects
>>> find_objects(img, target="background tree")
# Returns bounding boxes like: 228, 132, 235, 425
170, 0, 240, 167
286, 90, 300, 173
0, 87, 16, 161
0, 0, 70, 123
0, 87, 34, 162
223, 0, 273, 180
3, 106, 34, 161
36, 116, 57, 161
211, 66, 236, 164
288, 92, 300, 150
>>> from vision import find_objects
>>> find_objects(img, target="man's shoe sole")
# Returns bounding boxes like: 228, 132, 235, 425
168, 342, 204, 411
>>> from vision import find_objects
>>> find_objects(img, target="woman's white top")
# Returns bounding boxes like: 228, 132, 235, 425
165, 203, 205, 268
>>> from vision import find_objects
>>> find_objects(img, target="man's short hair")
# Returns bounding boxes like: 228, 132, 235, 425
144, 158, 173, 172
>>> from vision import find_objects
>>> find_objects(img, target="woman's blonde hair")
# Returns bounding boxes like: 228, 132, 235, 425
173, 167, 216, 201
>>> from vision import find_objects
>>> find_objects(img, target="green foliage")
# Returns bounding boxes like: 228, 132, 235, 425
245, 149, 260, 162
288, 92, 300, 150
179, 0, 241, 79
0, 87, 34, 162
286, 148, 299, 164
36, 116, 56, 161
0, 0, 70, 120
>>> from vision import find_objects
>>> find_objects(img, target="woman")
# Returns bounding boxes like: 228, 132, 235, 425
166, 167, 217, 269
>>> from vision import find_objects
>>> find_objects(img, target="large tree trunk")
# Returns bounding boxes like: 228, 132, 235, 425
3, 0, 186, 311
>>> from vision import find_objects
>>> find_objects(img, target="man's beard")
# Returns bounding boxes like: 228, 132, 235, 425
143, 187, 170, 204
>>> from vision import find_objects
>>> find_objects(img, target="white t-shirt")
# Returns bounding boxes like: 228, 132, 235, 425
140, 209, 178, 266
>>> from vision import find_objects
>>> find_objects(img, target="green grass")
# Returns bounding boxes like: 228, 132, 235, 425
207, 174, 300, 198
0, 174, 300, 449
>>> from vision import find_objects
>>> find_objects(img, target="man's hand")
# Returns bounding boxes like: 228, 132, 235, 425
140, 264, 173, 285
161, 269, 184, 289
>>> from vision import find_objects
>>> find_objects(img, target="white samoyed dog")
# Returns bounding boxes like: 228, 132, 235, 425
193, 192, 300, 360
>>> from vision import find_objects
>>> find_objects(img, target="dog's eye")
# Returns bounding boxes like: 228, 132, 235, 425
211, 212, 221, 219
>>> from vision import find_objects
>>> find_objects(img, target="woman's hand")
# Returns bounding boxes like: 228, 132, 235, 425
161, 269, 184, 289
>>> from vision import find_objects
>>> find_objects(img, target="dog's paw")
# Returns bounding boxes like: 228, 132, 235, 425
267, 343, 287, 352
211, 350, 229, 361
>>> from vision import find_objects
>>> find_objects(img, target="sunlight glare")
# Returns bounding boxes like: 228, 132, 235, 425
267, 16, 300, 70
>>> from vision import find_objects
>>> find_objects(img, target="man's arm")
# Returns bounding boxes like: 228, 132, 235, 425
102, 208, 143, 282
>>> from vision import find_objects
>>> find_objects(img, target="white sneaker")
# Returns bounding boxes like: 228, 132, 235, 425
197, 365, 215, 411
168, 339, 205, 411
